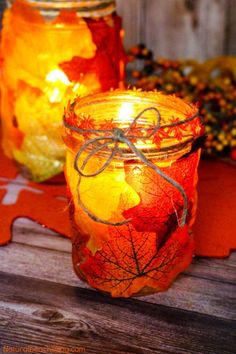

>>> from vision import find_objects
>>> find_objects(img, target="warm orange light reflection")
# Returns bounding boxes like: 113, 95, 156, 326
64, 91, 204, 297
117, 102, 134, 122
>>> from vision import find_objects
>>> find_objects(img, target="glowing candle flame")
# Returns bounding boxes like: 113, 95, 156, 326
46, 69, 70, 85
45, 69, 70, 103
117, 102, 134, 123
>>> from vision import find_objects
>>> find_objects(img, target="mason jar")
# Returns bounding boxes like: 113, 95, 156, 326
1, 0, 125, 181
63, 90, 204, 297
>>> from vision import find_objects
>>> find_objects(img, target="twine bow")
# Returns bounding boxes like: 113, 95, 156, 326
64, 107, 200, 228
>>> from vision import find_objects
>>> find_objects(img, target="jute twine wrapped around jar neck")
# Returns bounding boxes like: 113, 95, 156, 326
64, 91, 205, 228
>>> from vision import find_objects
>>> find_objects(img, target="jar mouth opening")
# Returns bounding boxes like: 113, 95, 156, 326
72, 90, 197, 118
7, 0, 116, 17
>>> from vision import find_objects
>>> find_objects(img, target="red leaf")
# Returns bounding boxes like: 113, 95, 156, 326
152, 127, 170, 149
123, 151, 200, 239
80, 223, 194, 297
167, 117, 188, 141
98, 119, 116, 133
59, 15, 125, 91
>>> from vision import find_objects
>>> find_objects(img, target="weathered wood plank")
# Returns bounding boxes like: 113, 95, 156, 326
12, 218, 71, 253
144, 272, 236, 320
0, 272, 235, 354
116, 0, 145, 50
0, 241, 80, 287
187, 255, 236, 285
11, 217, 236, 284
225, 0, 236, 55
196, 0, 228, 59
1, 235, 235, 320
118, 0, 228, 60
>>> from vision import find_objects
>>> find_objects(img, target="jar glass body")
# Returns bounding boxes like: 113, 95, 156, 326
64, 91, 204, 297
1, 0, 125, 181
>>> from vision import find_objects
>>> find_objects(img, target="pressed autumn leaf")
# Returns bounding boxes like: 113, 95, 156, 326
80, 223, 194, 297
59, 15, 124, 90
123, 151, 200, 240
98, 119, 116, 132
86, 14, 126, 74
77, 115, 96, 139
11, 0, 44, 25
59, 52, 118, 91
52, 10, 78, 25
185, 112, 203, 136
152, 127, 170, 149
167, 117, 188, 141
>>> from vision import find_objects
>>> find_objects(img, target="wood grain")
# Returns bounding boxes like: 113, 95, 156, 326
225, 0, 236, 55
0, 218, 235, 321
117, 0, 230, 60
0, 271, 235, 354
145, 0, 228, 60
116, 0, 145, 50
12, 218, 72, 252
12, 218, 236, 283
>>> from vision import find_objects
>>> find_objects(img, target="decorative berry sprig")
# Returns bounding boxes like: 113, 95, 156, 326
127, 44, 236, 160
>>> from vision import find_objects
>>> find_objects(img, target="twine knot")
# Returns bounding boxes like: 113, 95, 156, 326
113, 128, 126, 142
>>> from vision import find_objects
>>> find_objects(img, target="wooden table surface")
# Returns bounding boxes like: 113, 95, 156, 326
0, 216, 235, 354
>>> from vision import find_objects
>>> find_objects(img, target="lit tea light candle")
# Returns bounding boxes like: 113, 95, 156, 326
1, 0, 125, 181
64, 90, 204, 297
45, 69, 71, 103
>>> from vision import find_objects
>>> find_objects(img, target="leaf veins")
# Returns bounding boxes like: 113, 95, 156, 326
80, 224, 194, 297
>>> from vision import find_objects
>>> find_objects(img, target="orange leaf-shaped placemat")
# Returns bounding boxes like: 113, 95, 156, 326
0, 144, 72, 245
193, 159, 236, 257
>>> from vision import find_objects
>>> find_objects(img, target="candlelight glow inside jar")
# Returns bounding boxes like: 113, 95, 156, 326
1, 0, 125, 181
64, 90, 204, 297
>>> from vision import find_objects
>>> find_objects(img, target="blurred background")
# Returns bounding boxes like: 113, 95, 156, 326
116, 0, 235, 61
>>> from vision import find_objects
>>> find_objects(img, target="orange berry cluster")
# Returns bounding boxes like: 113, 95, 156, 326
127, 44, 236, 160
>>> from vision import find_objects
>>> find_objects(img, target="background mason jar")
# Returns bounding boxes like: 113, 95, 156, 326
0, 0, 125, 182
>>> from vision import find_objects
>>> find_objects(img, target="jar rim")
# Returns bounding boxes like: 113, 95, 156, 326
64, 90, 204, 161
7, 0, 116, 17
71, 90, 199, 117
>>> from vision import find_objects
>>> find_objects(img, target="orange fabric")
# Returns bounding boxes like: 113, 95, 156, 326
0, 145, 72, 245
0, 145, 235, 258
193, 159, 236, 257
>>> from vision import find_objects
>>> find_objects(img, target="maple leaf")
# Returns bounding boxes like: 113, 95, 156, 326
98, 119, 116, 134
122, 151, 200, 241
86, 15, 126, 70
64, 101, 78, 127
59, 15, 126, 91
77, 115, 96, 139
152, 127, 170, 149
185, 112, 204, 136
167, 117, 188, 141
78, 115, 95, 130
59, 52, 119, 91
80, 223, 194, 297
